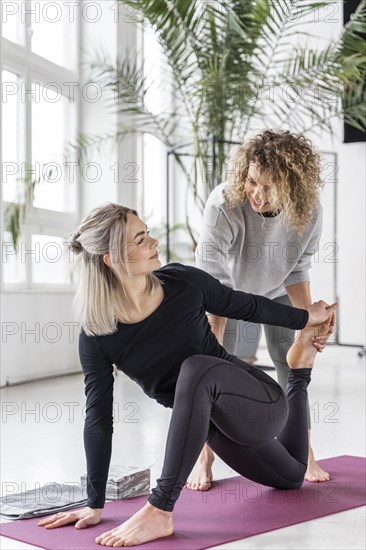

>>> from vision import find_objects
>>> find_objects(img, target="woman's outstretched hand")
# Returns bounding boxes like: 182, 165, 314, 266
37, 506, 102, 530
306, 301, 338, 353
311, 311, 336, 352
307, 301, 338, 327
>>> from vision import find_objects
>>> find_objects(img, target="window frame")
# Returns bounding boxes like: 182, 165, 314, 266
139, 24, 170, 234
1, 1, 82, 293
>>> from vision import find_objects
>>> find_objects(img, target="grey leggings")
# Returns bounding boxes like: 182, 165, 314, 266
148, 354, 311, 512
223, 294, 311, 428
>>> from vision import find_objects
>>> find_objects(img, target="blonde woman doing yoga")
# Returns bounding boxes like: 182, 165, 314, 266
37, 203, 336, 547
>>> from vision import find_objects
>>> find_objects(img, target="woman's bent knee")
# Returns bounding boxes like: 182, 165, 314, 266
275, 464, 306, 490
273, 477, 304, 491
179, 354, 220, 378
175, 355, 221, 395
286, 478, 304, 490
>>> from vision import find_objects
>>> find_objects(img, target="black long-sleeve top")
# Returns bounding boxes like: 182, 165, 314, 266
79, 263, 309, 508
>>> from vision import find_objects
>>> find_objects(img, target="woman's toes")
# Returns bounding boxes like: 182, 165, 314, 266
102, 536, 114, 546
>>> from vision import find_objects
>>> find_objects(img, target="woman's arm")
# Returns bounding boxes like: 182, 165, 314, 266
283, 203, 323, 290
179, 263, 337, 331
286, 281, 312, 309
183, 264, 310, 330
195, 190, 235, 346
207, 314, 228, 346
194, 186, 236, 289
79, 331, 115, 510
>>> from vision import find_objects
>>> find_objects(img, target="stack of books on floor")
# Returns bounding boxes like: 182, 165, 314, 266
81, 464, 151, 500
0, 484, 88, 520
0, 465, 151, 520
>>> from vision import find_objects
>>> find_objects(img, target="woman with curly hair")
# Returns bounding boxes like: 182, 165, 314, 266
194, 129, 329, 490
37, 203, 336, 546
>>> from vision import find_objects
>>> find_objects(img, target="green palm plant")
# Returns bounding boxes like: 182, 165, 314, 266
75, 0, 366, 244
5, 0, 366, 251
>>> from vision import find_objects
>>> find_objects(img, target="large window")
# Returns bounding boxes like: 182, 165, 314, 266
1, 0, 80, 290
2, 69, 23, 204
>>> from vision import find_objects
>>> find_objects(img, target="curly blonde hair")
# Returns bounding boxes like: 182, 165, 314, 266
225, 130, 323, 234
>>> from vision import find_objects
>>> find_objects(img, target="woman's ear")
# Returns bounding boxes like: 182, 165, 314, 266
103, 254, 112, 268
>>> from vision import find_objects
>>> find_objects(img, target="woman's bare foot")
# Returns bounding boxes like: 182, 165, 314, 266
287, 327, 318, 369
305, 459, 330, 482
95, 502, 173, 547
287, 314, 333, 369
185, 444, 215, 491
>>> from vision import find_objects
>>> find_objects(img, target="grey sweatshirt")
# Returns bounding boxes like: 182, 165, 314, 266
195, 183, 322, 300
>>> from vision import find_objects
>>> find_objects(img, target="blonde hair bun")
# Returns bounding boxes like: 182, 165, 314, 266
67, 231, 83, 255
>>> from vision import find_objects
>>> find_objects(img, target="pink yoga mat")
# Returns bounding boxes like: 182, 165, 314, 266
1, 455, 365, 550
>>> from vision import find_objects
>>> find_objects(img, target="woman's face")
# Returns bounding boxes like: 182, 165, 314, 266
124, 213, 160, 275
244, 162, 274, 214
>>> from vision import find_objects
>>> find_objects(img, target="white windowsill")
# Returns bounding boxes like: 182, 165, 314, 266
1, 286, 77, 295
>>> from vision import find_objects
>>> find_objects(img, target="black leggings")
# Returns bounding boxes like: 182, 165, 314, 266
148, 354, 311, 512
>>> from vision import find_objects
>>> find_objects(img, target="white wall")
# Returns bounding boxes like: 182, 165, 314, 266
334, 138, 365, 345
0, 292, 80, 386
